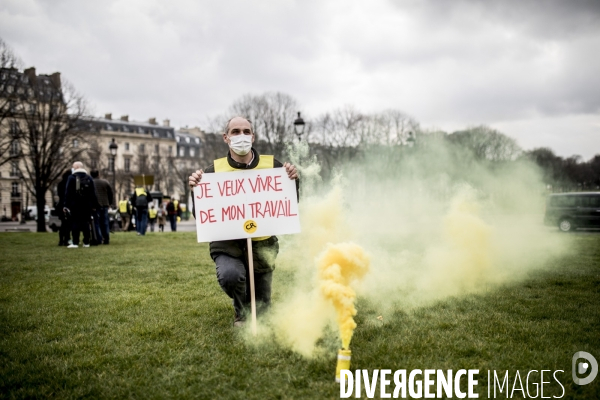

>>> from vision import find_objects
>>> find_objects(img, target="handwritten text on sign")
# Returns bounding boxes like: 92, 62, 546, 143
193, 168, 300, 242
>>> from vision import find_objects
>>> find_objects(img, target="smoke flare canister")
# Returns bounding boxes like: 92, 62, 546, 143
335, 349, 352, 382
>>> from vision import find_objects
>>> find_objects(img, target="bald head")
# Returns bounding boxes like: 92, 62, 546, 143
225, 116, 253, 134
72, 161, 84, 170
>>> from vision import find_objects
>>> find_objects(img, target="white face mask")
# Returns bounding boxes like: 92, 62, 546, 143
228, 134, 252, 156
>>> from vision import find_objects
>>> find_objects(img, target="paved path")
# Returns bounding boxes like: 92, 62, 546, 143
0, 220, 198, 233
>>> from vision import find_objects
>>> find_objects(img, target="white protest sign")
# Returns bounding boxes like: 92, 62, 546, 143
193, 168, 300, 242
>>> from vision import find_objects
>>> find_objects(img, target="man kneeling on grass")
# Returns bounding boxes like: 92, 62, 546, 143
188, 116, 299, 327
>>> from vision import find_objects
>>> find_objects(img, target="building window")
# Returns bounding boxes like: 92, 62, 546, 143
179, 147, 185, 157
10, 140, 19, 156
12, 182, 19, 195
168, 146, 172, 156
73, 139, 79, 148
28, 103, 35, 114
195, 138, 200, 144
155, 144, 159, 154
108, 157, 114, 171
125, 142, 130, 151
10, 122, 19, 136
185, 137, 190, 143
190, 148, 195, 157
124, 158, 130, 172
139, 144, 145, 153
10, 162, 19, 177
90, 159, 97, 169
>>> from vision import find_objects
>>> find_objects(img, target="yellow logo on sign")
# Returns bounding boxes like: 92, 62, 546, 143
244, 220, 257, 234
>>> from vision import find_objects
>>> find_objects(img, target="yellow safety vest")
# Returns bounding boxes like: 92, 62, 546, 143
119, 200, 129, 213
214, 155, 274, 241
149, 208, 157, 218
173, 200, 179, 210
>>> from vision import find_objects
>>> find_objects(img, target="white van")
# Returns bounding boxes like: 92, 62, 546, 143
27, 205, 51, 222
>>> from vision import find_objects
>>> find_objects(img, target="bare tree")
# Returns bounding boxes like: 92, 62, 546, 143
168, 156, 196, 211
309, 107, 420, 176
371, 109, 419, 146
0, 38, 23, 70
447, 125, 522, 162
8, 70, 90, 232
0, 38, 25, 168
228, 92, 299, 156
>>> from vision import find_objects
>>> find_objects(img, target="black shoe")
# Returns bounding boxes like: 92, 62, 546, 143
233, 316, 246, 328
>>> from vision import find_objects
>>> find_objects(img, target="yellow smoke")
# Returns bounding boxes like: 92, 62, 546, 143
419, 190, 492, 297
317, 243, 370, 349
265, 148, 570, 357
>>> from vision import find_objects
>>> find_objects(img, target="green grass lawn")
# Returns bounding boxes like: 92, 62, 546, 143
0, 232, 599, 399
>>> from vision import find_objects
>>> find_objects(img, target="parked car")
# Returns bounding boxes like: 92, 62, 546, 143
544, 192, 600, 232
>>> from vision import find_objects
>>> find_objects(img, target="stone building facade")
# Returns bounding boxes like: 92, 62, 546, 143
0, 66, 218, 220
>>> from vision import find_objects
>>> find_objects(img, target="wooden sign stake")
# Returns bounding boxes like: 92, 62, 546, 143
247, 238, 257, 335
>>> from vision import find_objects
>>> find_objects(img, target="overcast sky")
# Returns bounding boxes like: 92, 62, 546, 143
1, 0, 599, 159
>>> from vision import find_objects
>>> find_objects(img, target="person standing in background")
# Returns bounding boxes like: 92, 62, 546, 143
64, 161, 98, 248
90, 170, 113, 245
56, 170, 72, 246
119, 197, 132, 232
148, 203, 158, 232
130, 187, 152, 236
166, 198, 180, 232
157, 202, 166, 232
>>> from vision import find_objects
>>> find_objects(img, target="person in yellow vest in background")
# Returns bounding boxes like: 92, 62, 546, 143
174, 199, 181, 224
118, 197, 132, 232
188, 116, 299, 327
157, 202, 167, 232
148, 203, 158, 232
130, 187, 153, 236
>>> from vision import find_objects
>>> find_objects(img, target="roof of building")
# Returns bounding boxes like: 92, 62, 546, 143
0, 67, 62, 102
81, 116, 175, 139
175, 130, 203, 146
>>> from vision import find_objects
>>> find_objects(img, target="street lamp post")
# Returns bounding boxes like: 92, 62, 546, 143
109, 138, 118, 205
406, 131, 415, 148
293, 112, 305, 141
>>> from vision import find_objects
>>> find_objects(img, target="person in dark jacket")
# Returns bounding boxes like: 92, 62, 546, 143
91, 170, 114, 244
64, 161, 98, 248
166, 198, 180, 232
130, 187, 152, 236
188, 116, 298, 327
56, 169, 72, 246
